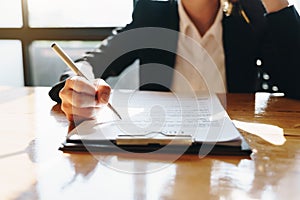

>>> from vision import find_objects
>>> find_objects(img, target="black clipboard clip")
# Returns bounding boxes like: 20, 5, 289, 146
116, 131, 193, 146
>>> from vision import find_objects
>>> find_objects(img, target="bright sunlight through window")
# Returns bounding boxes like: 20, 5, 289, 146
27, 0, 133, 27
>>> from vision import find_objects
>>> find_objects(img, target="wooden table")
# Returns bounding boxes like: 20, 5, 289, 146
0, 87, 299, 199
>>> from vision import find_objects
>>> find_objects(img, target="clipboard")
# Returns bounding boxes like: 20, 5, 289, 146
59, 135, 251, 156
59, 91, 252, 156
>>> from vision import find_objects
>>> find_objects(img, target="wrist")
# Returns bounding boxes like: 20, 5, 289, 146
262, 0, 289, 13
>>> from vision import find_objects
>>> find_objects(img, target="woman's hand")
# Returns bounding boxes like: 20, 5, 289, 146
59, 76, 111, 122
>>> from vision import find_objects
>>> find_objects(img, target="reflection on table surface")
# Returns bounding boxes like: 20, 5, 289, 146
0, 87, 300, 200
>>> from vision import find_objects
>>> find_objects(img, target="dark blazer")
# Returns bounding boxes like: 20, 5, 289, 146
49, 0, 300, 102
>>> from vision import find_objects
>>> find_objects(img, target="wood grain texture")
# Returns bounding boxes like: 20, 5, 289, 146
0, 87, 299, 200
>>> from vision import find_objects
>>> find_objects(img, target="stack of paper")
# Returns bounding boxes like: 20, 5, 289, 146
61, 90, 250, 155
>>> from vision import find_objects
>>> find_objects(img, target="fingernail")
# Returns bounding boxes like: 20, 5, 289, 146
100, 93, 109, 103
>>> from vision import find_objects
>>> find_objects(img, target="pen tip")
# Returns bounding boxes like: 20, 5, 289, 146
51, 43, 56, 48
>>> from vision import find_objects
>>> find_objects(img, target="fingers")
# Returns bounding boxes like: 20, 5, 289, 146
61, 101, 101, 121
60, 87, 96, 107
59, 76, 111, 122
94, 79, 111, 105
66, 76, 96, 95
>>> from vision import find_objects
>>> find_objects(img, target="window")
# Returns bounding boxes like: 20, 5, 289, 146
1, 1, 298, 86
0, 0, 22, 28
0, 0, 134, 86
0, 40, 23, 86
27, 0, 132, 27
29, 41, 100, 86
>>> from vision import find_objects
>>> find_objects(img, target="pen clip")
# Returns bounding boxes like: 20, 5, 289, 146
116, 132, 193, 146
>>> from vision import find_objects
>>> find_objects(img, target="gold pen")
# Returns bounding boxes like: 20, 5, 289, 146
51, 42, 122, 120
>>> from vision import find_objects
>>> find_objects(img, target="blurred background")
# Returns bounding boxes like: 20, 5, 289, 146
0, 0, 299, 87
0, 0, 134, 86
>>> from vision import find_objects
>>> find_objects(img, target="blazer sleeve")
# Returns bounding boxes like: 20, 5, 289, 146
48, 1, 147, 103
263, 6, 300, 99
48, 0, 179, 103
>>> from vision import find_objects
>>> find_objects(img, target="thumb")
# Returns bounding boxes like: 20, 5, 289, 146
94, 79, 111, 105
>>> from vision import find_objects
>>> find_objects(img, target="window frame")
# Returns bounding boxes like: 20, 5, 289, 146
0, 0, 137, 86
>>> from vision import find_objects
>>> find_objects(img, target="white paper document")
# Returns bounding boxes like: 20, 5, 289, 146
68, 90, 242, 145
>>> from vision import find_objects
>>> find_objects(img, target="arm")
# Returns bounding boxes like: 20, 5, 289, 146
262, 3, 300, 99
48, 1, 147, 103
49, 0, 153, 122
